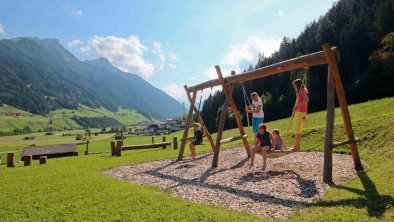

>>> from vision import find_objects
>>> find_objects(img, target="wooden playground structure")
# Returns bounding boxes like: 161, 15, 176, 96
178, 43, 363, 183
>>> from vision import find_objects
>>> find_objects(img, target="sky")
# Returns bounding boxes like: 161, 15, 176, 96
0, 0, 335, 103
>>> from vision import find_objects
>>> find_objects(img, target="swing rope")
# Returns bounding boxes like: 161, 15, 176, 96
241, 82, 252, 143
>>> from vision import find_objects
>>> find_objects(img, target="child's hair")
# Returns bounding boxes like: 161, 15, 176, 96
258, 124, 267, 130
292, 79, 308, 93
272, 129, 280, 136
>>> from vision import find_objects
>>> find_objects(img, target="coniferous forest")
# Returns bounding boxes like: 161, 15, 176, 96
201, 0, 394, 133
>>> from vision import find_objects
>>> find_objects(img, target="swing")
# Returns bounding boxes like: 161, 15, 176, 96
219, 83, 250, 144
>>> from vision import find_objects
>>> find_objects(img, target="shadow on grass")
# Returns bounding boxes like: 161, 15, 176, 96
315, 171, 394, 218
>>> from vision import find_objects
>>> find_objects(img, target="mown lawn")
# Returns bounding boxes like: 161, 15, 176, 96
0, 97, 393, 221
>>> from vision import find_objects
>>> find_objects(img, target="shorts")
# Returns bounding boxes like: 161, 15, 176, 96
191, 140, 202, 146
294, 112, 307, 134
253, 145, 271, 152
252, 117, 264, 133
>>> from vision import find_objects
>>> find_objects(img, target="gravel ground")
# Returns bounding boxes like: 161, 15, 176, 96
105, 148, 356, 219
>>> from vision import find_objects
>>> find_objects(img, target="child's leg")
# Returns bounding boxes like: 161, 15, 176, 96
261, 146, 270, 171
249, 146, 261, 169
189, 143, 196, 158
293, 112, 306, 151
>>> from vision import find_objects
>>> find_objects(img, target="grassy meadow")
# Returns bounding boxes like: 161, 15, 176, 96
0, 97, 393, 221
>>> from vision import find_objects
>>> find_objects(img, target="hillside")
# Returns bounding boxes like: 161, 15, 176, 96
0, 104, 149, 133
0, 97, 393, 221
0, 37, 183, 119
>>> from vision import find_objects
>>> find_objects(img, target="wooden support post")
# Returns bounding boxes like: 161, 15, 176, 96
110, 141, 116, 156
85, 139, 89, 155
24, 155, 32, 166
177, 90, 197, 161
216, 67, 251, 157
323, 67, 335, 183
151, 136, 154, 144
116, 141, 122, 157
184, 85, 215, 152
39, 156, 47, 164
121, 130, 124, 146
7, 153, 15, 167
212, 92, 231, 168
173, 137, 178, 150
162, 136, 167, 149
322, 43, 363, 171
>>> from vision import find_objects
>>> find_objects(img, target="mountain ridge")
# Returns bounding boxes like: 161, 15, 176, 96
0, 37, 183, 119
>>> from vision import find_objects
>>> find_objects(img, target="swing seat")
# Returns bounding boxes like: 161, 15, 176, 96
267, 149, 295, 158
220, 135, 247, 144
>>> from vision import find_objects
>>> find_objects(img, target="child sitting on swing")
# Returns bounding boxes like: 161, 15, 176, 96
249, 124, 275, 171
272, 129, 287, 151
189, 123, 204, 159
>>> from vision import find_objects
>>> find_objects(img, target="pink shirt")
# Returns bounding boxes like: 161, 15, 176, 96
295, 88, 308, 113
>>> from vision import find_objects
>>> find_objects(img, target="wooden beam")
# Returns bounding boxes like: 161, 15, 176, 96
188, 48, 336, 92
216, 67, 251, 157
177, 90, 197, 161
122, 142, 171, 150
7, 152, 15, 167
220, 135, 247, 144
24, 155, 32, 166
322, 44, 363, 171
184, 85, 215, 152
332, 138, 360, 148
212, 92, 231, 168
323, 67, 335, 183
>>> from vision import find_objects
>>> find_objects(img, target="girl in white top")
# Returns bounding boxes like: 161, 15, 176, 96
248, 92, 264, 145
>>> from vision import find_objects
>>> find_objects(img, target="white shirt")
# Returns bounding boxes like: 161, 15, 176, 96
252, 98, 264, 118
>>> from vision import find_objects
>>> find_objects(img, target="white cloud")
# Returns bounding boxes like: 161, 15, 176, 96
169, 64, 176, 69
168, 53, 179, 61
277, 10, 284, 16
162, 83, 186, 102
79, 46, 90, 53
91, 35, 154, 79
71, 10, 83, 17
0, 22, 5, 35
68, 39, 82, 47
222, 36, 281, 70
152, 41, 165, 62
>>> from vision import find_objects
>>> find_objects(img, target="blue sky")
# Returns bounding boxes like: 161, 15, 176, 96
0, 0, 335, 103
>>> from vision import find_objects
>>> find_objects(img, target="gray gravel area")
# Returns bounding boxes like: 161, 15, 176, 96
105, 148, 356, 218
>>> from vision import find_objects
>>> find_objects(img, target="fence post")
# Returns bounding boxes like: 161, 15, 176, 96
110, 141, 116, 156
173, 137, 178, 150
39, 156, 47, 164
162, 136, 167, 149
116, 141, 122, 156
7, 153, 15, 167
24, 155, 32, 166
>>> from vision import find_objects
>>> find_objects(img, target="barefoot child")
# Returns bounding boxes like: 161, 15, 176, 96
291, 79, 309, 151
189, 123, 203, 159
272, 129, 287, 151
249, 124, 275, 171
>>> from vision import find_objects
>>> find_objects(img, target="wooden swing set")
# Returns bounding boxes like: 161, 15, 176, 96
177, 43, 363, 182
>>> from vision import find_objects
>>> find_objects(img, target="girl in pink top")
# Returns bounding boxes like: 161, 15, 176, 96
292, 79, 309, 151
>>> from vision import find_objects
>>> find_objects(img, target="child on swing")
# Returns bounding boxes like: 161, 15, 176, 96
189, 123, 204, 159
272, 129, 287, 151
249, 124, 275, 171
291, 78, 309, 151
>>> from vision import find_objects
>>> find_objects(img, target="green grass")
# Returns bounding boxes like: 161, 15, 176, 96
0, 97, 393, 221
0, 104, 150, 132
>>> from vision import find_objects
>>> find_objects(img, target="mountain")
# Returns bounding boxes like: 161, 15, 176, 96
0, 37, 183, 119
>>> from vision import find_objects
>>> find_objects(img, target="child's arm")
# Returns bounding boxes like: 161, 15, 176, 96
270, 134, 276, 150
